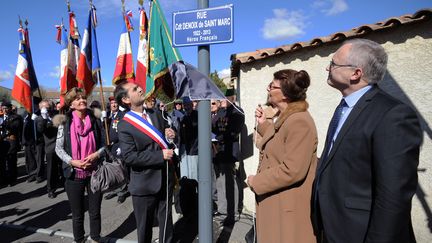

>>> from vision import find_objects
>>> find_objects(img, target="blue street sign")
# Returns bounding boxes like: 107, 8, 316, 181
172, 5, 233, 47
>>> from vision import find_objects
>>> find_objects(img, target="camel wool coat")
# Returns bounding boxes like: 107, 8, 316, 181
250, 101, 318, 243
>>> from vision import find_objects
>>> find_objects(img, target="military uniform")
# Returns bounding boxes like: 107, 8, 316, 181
0, 109, 23, 185
212, 102, 245, 224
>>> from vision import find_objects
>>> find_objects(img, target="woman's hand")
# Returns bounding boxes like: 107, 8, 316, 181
247, 175, 255, 192
70, 159, 86, 169
255, 105, 266, 124
83, 151, 100, 165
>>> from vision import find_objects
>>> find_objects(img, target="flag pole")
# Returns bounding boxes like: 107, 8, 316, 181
89, 0, 110, 146
22, 17, 38, 141
121, 0, 135, 76
97, 71, 110, 146
25, 19, 43, 100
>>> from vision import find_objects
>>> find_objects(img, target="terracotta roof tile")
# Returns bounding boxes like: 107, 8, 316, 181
231, 8, 432, 67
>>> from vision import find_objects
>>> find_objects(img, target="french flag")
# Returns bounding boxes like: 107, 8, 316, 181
11, 25, 39, 113
66, 9, 81, 92
135, 6, 148, 90
76, 5, 100, 95
57, 24, 69, 107
112, 10, 135, 85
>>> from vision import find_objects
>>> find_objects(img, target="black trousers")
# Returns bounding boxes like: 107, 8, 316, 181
65, 177, 102, 242
35, 143, 45, 180
132, 191, 173, 243
0, 141, 7, 185
46, 152, 61, 192
24, 144, 37, 177
5, 140, 19, 183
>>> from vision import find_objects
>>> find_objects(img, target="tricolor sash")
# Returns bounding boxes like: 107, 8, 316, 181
123, 111, 169, 149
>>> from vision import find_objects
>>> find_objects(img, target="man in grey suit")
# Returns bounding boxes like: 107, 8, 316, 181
312, 39, 422, 243
115, 82, 175, 243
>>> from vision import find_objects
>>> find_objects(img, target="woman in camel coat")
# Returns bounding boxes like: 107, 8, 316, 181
248, 69, 318, 243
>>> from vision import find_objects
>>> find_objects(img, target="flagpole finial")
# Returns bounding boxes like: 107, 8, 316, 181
18, 15, 22, 27
139, 0, 144, 7
122, 0, 125, 13
66, 0, 71, 12
25, 19, 29, 27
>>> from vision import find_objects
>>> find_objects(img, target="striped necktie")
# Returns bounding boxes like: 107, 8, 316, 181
320, 98, 346, 165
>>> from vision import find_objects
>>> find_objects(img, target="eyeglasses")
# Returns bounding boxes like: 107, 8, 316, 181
267, 82, 281, 90
329, 60, 356, 69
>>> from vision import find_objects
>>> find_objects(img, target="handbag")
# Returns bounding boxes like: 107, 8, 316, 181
90, 147, 128, 193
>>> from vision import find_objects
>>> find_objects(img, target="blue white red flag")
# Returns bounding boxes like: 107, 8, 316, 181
56, 23, 69, 107
69, 11, 80, 39
135, 6, 148, 90
112, 10, 135, 85
11, 24, 39, 113
125, 10, 134, 31
59, 10, 81, 108
76, 5, 100, 95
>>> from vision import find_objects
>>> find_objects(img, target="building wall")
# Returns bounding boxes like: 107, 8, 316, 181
238, 22, 432, 241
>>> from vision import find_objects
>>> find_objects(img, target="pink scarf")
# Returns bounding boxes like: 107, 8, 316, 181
70, 111, 96, 164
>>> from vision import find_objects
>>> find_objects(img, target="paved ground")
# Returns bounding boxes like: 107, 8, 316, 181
0, 153, 253, 242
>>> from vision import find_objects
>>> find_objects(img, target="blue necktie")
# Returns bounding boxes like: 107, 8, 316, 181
313, 98, 346, 223
319, 98, 346, 166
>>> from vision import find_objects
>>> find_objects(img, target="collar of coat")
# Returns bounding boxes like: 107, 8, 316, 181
274, 100, 308, 130
258, 100, 308, 150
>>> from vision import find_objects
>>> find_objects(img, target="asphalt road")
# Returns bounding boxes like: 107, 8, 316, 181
0, 152, 253, 242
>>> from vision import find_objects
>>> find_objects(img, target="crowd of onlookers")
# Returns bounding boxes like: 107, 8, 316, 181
0, 85, 245, 242
0, 99, 63, 198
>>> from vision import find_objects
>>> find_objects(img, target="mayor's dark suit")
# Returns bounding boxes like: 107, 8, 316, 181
117, 108, 174, 243
313, 86, 422, 243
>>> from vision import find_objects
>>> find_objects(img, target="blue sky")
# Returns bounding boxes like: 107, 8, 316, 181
0, 0, 430, 90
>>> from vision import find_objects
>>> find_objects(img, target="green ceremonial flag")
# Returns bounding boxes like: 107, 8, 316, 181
146, 0, 182, 97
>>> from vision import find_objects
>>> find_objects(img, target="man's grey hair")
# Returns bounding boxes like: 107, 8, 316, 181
344, 38, 388, 84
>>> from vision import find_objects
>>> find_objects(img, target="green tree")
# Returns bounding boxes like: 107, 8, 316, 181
210, 70, 227, 94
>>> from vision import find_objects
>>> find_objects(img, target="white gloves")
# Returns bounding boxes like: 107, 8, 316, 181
101, 110, 107, 119
31, 113, 38, 120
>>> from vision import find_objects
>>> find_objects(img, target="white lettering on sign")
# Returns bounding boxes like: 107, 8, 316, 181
187, 36, 199, 42
173, 6, 233, 46
182, 21, 198, 30
199, 35, 218, 41
204, 19, 217, 27
217, 18, 230, 26
197, 11, 207, 19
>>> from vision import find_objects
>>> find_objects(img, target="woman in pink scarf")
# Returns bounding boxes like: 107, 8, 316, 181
55, 88, 105, 243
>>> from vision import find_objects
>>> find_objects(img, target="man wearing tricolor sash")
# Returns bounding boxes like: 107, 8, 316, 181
114, 82, 175, 243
